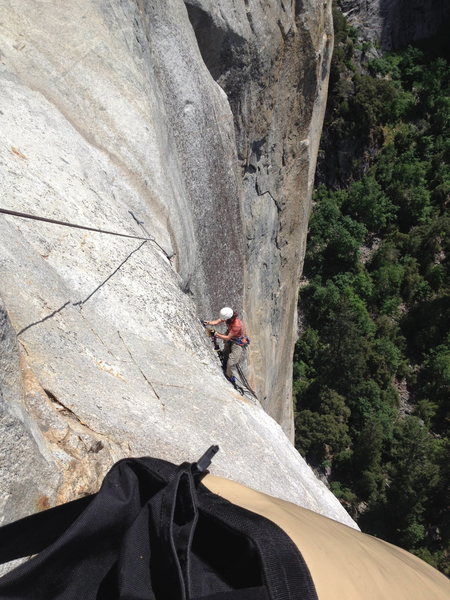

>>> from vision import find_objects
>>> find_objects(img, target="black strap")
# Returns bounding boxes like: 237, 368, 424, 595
0, 494, 93, 564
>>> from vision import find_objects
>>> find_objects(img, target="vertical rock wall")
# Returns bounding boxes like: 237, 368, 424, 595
0, 0, 334, 442
186, 0, 334, 437
340, 0, 450, 50
0, 0, 344, 523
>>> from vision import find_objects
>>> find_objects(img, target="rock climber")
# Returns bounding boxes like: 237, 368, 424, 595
204, 307, 249, 384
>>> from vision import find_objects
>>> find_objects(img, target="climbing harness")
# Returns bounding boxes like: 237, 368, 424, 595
232, 335, 250, 347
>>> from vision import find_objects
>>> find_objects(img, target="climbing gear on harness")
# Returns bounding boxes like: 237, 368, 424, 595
232, 335, 250, 347
219, 306, 233, 320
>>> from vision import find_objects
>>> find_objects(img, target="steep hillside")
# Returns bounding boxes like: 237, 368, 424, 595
0, 0, 356, 528
295, 4, 449, 573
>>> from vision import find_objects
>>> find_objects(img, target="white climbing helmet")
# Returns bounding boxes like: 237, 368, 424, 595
220, 307, 233, 320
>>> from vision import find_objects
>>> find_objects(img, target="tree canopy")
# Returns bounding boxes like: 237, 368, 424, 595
295, 4, 450, 575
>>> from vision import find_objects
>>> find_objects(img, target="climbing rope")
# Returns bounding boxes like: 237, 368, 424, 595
0, 207, 171, 259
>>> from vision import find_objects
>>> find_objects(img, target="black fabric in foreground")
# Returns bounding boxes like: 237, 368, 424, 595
0, 452, 318, 600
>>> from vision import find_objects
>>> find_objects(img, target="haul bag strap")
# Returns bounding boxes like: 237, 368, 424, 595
0, 494, 93, 564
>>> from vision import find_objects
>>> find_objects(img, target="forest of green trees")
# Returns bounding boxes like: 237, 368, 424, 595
294, 5, 449, 574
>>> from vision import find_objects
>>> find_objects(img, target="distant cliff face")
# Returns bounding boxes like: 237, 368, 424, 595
340, 0, 450, 50
184, 0, 334, 434
0, 0, 349, 527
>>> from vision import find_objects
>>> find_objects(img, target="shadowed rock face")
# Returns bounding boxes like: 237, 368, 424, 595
0, 0, 351, 528
185, 0, 334, 435
340, 0, 450, 50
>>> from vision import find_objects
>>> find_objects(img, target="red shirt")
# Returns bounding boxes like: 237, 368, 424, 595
226, 318, 244, 340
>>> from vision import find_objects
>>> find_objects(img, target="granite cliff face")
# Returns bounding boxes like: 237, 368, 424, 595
0, 0, 351, 528
184, 1, 334, 435
340, 0, 450, 50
